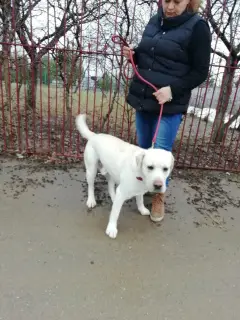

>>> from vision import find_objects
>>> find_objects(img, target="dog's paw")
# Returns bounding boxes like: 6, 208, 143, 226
139, 206, 150, 216
106, 223, 118, 239
86, 197, 96, 209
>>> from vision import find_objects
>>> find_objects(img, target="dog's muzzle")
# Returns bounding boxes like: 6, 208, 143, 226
153, 180, 163, 191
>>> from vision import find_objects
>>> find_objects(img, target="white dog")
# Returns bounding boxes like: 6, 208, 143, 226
75, 114, 174, 239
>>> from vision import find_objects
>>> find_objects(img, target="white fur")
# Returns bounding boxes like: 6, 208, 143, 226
76, 114, 174, 239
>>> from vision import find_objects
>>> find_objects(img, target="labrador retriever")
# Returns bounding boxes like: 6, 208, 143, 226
75, 114, 174, 239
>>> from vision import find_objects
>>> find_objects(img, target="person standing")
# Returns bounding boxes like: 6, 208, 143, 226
123, 0, 211, 222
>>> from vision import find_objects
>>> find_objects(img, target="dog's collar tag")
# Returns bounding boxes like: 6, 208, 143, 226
136, 176, 143, 181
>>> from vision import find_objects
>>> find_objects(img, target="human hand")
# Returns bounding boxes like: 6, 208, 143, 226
122, 45, 135, 60
153, 86, 172, 104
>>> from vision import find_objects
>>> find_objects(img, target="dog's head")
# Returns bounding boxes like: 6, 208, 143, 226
134, 148, 174, 193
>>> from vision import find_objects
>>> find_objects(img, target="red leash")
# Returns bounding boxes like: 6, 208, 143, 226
112, 35, 163, 148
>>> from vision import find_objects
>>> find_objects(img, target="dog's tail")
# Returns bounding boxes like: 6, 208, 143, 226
75, 114, 95, 140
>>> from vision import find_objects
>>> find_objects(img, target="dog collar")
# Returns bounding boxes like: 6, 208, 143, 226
136, 176, 143, 181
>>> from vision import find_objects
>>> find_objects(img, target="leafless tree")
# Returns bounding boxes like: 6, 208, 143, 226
0, 0, 15, 138
204, 0, 240, 141
12, 0, 115, 110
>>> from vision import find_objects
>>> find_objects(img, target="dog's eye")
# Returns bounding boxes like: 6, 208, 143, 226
163, 167, 168, 172
147, 165, 154, 170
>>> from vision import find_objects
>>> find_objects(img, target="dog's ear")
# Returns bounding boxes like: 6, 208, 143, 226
170, 153, 175, 173
133, 150, 145, 169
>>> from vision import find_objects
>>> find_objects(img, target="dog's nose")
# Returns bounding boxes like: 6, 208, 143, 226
153, 180, 163, 190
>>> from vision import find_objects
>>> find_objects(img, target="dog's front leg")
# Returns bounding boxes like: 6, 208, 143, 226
86, 170, 97, 208
106, 186, 125, 239
136, 195, 150, 216
108, 178, 115, 202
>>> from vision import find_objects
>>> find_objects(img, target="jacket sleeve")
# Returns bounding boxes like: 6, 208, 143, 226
170, 20, 212, 96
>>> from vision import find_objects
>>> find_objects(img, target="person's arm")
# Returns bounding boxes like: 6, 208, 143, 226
170, 20, 212, 97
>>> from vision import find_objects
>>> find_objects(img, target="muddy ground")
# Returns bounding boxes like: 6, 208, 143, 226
0, 156, 240, 320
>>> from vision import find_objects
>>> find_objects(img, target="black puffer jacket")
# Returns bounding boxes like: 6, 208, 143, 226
126, 7, 211, 115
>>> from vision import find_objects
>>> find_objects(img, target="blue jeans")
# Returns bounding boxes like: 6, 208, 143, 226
135, 111, 182, 187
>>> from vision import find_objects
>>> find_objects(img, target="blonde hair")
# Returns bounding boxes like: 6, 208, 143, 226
188, 0, 202, 12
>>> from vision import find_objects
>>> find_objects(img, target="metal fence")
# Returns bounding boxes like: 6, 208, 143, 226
0, 0, 240, 171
